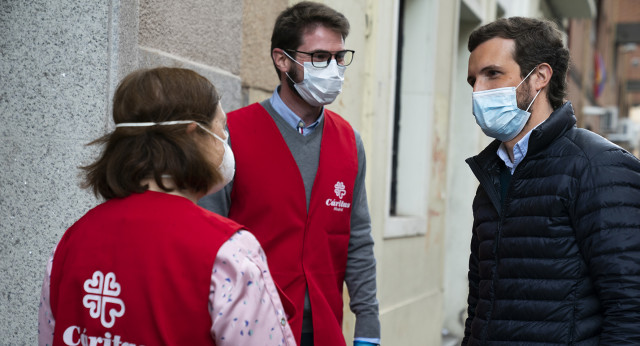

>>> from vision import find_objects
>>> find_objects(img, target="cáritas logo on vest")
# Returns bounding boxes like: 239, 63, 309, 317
62, 328, 143, 346
61, 271, 144, 345
326, 181, 351, 212
82, 271, 125, 328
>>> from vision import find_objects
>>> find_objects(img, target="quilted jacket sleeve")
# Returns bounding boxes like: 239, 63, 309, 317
462, 219, 481, 346
574, 147, 640, 344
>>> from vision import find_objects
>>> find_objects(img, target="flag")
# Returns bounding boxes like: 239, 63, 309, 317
594, 52, 606, 99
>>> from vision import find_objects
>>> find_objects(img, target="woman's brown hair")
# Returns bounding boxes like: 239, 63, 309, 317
82, 67, 222, 199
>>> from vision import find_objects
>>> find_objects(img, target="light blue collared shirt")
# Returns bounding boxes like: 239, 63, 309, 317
497, 123, 543, 174
269, 87, 323, 136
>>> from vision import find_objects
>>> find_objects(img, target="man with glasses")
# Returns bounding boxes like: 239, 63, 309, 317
199, 2, 380, 346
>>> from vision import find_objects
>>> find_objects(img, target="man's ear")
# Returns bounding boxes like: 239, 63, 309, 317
272, 48, 290, 74
534, 63, 553, 91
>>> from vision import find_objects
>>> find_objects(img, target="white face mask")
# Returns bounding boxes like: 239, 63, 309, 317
283, 51, 345, 107
195, 124, 235, 195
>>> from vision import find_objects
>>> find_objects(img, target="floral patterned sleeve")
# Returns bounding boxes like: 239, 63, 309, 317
38, 246, 56, 346
209, 230, 296, 345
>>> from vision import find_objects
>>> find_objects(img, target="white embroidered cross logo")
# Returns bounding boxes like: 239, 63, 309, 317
82, 271, 125, 328
334, 181, 346, 199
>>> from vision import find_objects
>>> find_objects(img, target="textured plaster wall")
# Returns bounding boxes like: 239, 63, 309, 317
138, 0, 243, 112
0, 0, 133, 342
139, 0, 241, 74
1, 0, 243, 343
241, 0, 287, 97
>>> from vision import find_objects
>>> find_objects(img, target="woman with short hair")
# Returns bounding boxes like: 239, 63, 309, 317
38, 67, 296, 346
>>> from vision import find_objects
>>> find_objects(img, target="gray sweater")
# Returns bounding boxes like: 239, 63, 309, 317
198, 100, 380, 339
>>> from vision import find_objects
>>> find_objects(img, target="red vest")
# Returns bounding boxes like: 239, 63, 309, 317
227, 103, 358, 346
50, 191, 242, 346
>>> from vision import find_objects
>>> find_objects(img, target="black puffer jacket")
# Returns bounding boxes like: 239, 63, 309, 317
463, 102, 640, 345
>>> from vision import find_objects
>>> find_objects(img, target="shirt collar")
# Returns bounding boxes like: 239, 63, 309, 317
269, 86, 323, 135
497, 122, 543, 175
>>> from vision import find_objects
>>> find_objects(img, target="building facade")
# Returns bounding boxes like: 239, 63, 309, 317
567, 0, 640, 157
0, 0, 596, 344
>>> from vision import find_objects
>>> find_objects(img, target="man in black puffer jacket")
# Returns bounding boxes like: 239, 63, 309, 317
463, 17, 640, 345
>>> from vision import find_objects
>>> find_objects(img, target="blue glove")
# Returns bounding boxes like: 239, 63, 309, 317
354, 341, 379, 346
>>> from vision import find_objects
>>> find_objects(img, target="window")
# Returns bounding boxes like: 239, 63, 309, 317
388, 0, 437, 238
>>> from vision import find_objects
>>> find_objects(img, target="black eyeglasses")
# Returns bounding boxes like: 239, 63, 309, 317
285, 49, 355, 68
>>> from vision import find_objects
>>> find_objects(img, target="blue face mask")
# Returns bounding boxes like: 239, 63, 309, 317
472, 66, 541, 142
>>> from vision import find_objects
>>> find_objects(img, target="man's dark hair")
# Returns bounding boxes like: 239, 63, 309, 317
468, 17, 569, 110
271, 1, 350, 78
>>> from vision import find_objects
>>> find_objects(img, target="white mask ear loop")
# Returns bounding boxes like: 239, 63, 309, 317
515, 65, 542, 113
282, 50, 303, 67
525, 89, 542, 113
115, 120, 195, 127
282, 50, 303, 85
115, 120, 226, 141
285, 72, 297, 85
516, 65, 538, 89
195, 123, 227, 143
